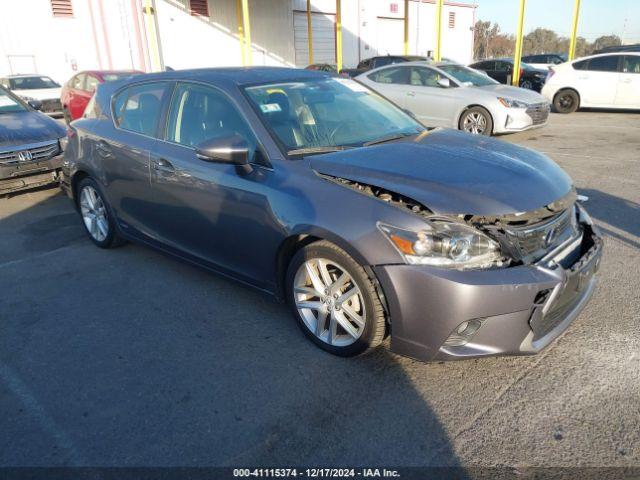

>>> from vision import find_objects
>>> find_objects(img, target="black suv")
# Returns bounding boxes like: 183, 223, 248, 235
469, 58, 548, 91
340, 55, 428, 77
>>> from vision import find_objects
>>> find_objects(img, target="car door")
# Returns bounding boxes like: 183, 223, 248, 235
364, 66, 411, 108
615, 55, 640, 107
99, 81, 173, 237
576, 55, 620, 106
148, 81, 276, 286
405, 66, 457, 127
493, 61, 512, 84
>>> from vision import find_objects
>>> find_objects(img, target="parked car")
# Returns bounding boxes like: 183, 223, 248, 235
357, 61, 549, 135
61, 70, 142, 123
542, 52, 640, 113
593, 43, 640, 55
521, 53, 565, 70
468, 59, 548, 91
340, 55, 428, 77
0, 74, 63, 116
0, 85, 66, 195
61, 68, 602, 362
305, 63, 337, 73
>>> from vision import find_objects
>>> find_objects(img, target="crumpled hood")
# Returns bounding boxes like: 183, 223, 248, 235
0, 111, 65, 149
310, 128, 573, 216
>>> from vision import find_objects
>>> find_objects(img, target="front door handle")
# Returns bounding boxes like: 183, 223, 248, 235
407, 91, 416, 97
152, 158, 175, 174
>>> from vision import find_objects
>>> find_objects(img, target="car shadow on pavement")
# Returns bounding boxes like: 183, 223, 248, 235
0, 189, 468, 472
578, 188, 640, 249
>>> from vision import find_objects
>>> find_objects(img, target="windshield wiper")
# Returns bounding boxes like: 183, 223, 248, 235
287, 145, 353, 156
363, 132, 416, 147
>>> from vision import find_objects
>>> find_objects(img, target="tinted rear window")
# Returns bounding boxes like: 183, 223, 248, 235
113, 82, 170, 137
587, 56, 620, 72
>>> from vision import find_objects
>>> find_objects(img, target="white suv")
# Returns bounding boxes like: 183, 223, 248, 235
541, 52, 640, 113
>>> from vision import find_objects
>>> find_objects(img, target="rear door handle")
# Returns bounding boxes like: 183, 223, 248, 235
152, 158, 175, 174
407, 91, 416, 97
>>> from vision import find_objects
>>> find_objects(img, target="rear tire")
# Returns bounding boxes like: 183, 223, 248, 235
285, 240, 386, 357
553, 89, 579, 114
76, 178, 125, 249
459, 106, 493, 136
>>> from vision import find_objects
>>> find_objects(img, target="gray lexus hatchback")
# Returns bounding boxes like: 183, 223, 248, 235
61, 67, 603, 362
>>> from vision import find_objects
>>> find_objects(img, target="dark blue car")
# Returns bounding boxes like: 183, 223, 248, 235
61, 67, 602, 362
0, 85, 66, 195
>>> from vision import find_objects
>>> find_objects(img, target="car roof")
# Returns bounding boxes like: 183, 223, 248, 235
4, 74, 52, 78
572, 51, 640, 62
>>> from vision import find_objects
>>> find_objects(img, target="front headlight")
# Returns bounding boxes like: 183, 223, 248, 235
498, 97, 528, 108
379, 220, 507, 270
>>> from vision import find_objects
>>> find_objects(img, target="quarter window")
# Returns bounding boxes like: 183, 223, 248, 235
113, 82, 169, 137
368, 66, 409, 85
165, 83, 257, 156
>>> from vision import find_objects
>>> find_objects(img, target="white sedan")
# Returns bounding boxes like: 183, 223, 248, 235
357, 62, 549, 136
0, 74, 63, 116
542, 52, 640, 113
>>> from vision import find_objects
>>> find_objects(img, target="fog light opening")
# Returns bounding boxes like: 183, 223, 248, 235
443, 318, 484, 347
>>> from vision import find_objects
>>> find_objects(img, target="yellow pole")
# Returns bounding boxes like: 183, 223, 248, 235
512, 0, 526, 86
403, 0, 409, 55
336, 0, 342, 71
144, 0, 160, 71
307, 0, 314, 64
241, 0, 252, 65
434, 0, 443, 61
568, 0, 581, 60
236, 0, 245, 65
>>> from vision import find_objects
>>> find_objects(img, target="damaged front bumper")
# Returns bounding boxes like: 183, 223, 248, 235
0, 153, 63, 195
374, 218, 603, 362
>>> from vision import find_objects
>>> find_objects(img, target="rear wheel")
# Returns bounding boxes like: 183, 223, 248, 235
286, 241, 386, 357
520, 79, 534, 90
459, 106, 493, 136
77, 178, 124, 248
553, 89, 579, 114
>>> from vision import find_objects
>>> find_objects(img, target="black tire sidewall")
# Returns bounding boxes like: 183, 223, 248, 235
459, 107, 493, 136
553, 90, 579, 114
285, 243, 381, 357
76, 178, 119, 248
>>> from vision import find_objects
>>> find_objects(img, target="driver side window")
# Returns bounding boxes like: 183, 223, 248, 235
409, 67, 441, 87
165, 83, 259, 160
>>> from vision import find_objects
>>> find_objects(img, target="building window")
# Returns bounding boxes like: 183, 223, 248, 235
448, 12, 456, 29
51, 0, 73, 17
190, 0, 209, 17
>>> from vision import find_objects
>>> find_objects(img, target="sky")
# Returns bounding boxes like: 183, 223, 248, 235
474, 0, 640, 43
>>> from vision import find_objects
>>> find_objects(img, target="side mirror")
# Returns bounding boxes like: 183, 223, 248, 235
195, 135, 252, 173
437, 77, 451, 88
28, 99, 42, 110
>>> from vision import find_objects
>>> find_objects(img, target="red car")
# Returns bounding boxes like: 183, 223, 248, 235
61, 70, 142, 123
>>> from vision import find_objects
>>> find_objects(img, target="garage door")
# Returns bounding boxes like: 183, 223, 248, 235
293, 11, 336, 67
376, 17, 405, 56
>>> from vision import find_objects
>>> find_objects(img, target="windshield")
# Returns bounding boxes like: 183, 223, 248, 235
439, 65, 498, 87
244, 78, 424, 153
0, 89, 27, 113
9, 76, 60, 90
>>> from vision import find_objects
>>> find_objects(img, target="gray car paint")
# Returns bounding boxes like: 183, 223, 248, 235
61, 67, 602, 362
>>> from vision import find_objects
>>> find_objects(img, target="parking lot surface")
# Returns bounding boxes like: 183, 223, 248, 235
1, 111, 639, 467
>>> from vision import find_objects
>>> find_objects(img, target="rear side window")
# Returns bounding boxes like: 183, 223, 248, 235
409, 67, 441, 87
586, 55, 620, 72
573, 59, 589, 70
472, 61, 494, 70
113, 82, 170, 137
368, 66, 409, 85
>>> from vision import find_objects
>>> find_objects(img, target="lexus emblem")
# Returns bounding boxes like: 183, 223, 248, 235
17, 150, 33, 162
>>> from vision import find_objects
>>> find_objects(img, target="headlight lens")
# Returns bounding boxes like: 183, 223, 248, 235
498, 97, 528, 108
379, 220, 506, 270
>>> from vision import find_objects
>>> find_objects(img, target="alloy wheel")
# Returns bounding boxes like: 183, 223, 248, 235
462, 112, 487, 135
80, 186, 109, 242
293, 258, 366, 347
559, 94, 574, 110
520, 80, 533, 89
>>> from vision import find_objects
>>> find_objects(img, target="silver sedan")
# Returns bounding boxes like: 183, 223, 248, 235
356, 61, 550, 135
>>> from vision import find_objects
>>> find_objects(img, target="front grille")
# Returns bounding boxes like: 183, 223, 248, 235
0, 141, 60, 165
526, 102, 550, 125
40, 98, 62, 113
503, 207, 578, 262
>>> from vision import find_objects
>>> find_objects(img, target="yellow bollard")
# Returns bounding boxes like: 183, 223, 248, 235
512, 0, 526, 86
568, 0, 581, 60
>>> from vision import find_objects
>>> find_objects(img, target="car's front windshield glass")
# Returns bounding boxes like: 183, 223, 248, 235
0, 89, 26, 113
244, 77, 424, 154
9, 76, 60, 90
439, 64, 498, 86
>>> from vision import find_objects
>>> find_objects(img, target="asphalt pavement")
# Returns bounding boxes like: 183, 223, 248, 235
0, 111, 638, 468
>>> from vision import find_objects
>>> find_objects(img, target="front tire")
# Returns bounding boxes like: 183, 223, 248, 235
459, 106, 493, 136
553, 89, 579, 113
77, 178, 124, 249
285, 240, 386, 357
